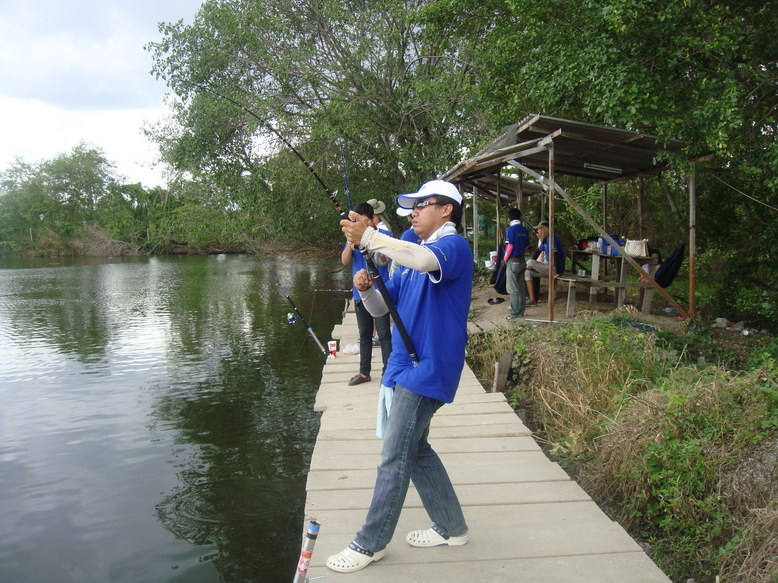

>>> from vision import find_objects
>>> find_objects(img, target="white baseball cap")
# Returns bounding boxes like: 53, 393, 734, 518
396, 206, 412, 217
396, 180, 462, 209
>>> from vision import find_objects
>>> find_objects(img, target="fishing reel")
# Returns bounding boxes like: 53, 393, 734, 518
287, 312, 297, 325
370, 251, 391, 267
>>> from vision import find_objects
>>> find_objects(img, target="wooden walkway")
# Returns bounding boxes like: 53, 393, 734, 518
301, 309, 671, 582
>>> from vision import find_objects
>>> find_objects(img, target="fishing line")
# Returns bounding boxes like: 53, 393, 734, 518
339, 141, 353, 210
184, 81, 419, 364
712, 175, 778, 212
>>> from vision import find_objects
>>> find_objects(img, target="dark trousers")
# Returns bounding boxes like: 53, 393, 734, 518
355, 300, 392, 377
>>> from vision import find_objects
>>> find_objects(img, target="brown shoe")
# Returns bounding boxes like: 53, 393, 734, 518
348, 374, 371, 386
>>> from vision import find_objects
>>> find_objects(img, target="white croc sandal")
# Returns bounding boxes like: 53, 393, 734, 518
326, 544, 386, 573
406, 527, 468, 547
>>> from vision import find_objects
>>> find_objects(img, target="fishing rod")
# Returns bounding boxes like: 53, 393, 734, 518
269, 270, 329, 358
188, 82, 419, 365
244, 237, 329, 358
292, 519, 321, 583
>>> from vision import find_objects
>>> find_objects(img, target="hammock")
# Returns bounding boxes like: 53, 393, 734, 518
654, 243, 685, 288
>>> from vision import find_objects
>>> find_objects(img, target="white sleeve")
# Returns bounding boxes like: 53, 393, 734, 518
360, 227, 440, 272
357, 285, 388, 317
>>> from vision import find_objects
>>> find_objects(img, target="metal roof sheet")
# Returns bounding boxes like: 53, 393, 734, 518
443, 114, 689, 191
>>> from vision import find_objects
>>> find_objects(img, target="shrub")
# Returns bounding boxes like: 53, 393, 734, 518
467, 313, 778, 582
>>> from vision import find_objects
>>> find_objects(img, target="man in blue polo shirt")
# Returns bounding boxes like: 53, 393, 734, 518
327, 179, 472, 573
341, 202, 393, 385
503, 207, 530, 319
527, 220, 566, 279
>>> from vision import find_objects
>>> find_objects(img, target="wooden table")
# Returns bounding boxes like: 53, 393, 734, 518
568, 250, 658, 312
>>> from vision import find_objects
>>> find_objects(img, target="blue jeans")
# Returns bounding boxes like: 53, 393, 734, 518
354, 384, 468, 552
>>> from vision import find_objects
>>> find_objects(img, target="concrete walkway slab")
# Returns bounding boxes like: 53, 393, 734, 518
311, 435, 542, 457
306, 552, 671, 583
308, 501, 642, 557
319, 411, 522, 431
316, 422, 533, 441
305, 480, 591, 513
306, 450, 571, 490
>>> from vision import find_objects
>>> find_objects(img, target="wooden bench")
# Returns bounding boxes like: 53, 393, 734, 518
560, 276, 654, 318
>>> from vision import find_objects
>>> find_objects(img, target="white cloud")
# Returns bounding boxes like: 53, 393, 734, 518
0, 96, 171, 186
0, 0, 202, 186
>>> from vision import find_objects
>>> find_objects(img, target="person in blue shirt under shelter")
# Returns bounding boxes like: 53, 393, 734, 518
526, 220, 566, 288
503, 207, 531, 320
327, 179, 472, 573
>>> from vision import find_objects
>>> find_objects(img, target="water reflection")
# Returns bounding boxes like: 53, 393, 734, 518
0, 254, 350, 583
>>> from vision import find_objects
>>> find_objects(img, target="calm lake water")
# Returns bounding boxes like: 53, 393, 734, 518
0, 254, 350, 583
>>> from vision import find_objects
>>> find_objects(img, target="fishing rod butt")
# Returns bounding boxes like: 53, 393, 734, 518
292, 519, 321, 583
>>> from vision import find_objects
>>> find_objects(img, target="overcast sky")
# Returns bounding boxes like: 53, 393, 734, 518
0, 0, 204, 186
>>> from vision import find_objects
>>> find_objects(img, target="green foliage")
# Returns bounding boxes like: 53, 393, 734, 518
425, 0, 777, 157
618, 367, 778, 581
147, 0, 484, 209
747, 336, 778, 372
0, 144, 119, 252
470, 260, 493, 285
655, 319, 740, 368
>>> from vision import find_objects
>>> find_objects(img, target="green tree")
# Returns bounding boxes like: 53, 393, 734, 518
423, 0, 777, 161
0, 159, 52, 251
40, 143, 118, 230
0, 146, 118, 252
0, 145, 146, 254
147, 0, 482, 229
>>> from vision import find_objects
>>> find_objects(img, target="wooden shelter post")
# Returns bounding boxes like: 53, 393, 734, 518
638, 177, 645, 238
496, 173, 503, 248
603, 183, 608, 231
473, 186, 480, 262
688, 172, 697, 317
547, 142, 556, 322
459, 184, 467, 240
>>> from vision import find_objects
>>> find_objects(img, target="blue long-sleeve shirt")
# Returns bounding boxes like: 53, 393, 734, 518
537, 235, 566, 275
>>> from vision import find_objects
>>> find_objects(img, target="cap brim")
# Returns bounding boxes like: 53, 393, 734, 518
396, 193, 424, 209
397, 180, 463, 208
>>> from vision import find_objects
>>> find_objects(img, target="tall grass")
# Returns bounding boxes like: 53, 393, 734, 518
466, 315, 778, 583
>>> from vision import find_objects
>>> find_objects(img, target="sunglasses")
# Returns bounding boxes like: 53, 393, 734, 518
412, 199, 447, 210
